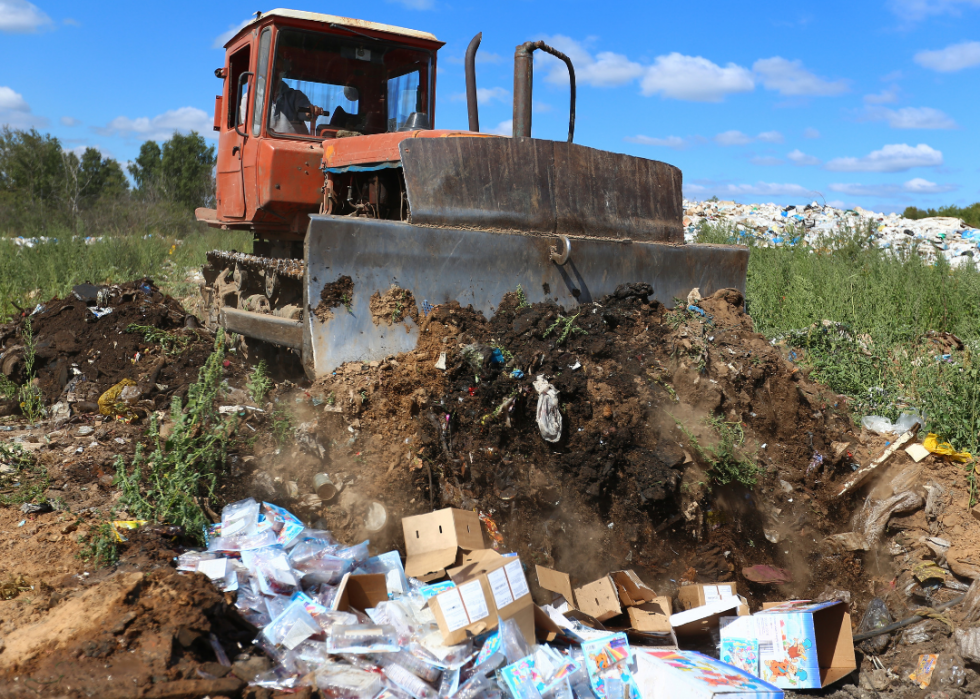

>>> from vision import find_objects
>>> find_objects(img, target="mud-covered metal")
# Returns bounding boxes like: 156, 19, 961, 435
206, 250, 306, 281
400, 137, 684, 242
301, 216, 746, 378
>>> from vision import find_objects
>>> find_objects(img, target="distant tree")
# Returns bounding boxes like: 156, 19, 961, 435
161, 131, 216, 210
79, 148, 127, 204
0, 127, 64, 208
128, 140, 162, 192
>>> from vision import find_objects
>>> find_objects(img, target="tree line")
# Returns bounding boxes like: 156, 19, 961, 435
0, 127, 216, 236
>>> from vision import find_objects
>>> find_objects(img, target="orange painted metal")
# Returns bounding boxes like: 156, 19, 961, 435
321, 130, 497, 169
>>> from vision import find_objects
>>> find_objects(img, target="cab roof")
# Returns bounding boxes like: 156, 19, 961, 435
233, 8, 441, 45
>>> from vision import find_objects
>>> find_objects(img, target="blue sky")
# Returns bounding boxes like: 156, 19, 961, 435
1, 0, 978, 213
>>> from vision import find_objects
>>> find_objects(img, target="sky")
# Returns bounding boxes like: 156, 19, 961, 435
0, 0, 978, 213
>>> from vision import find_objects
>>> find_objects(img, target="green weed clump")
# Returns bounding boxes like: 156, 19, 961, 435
79, 521, 120, 567
115, 330, 233, 541
0, 442, 49, 506
681, 417, 763, 489
127, 324, 192, 355
247, 360, 273, 404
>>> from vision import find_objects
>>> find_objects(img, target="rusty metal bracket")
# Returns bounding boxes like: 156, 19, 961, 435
513, 41, 576, 142
550, 235, 571, 265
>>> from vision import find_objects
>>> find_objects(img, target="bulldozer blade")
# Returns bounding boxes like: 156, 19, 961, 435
302, 216, 747, 378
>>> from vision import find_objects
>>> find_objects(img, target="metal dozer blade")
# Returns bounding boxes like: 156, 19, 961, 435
301, 136, 748, 379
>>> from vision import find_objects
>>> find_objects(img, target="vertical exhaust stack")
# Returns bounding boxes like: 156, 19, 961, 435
513, 41, 576, 142
464, 32, 482, 132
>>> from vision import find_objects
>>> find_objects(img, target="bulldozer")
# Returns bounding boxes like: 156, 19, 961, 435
198, 9, 747, 378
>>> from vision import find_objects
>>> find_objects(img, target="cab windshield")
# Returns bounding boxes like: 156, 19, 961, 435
267, 27, 433, 140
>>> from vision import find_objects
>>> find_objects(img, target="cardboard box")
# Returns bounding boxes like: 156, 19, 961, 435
535, 566, 662, 623
429, 575, 498, 645
447, 550, 536, 645
718, 600, 855, 690
626, 596, 673, 633
671, 596, 749, 641
402, 508, 485, 581
634, 649, 784, 699
677, 583, 747, 613
330, 573, 389, 613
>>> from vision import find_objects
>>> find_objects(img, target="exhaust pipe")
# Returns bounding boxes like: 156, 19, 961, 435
465, 32, 482, 133
513, 41, 576, 142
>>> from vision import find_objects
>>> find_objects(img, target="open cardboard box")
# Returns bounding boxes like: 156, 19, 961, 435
402, 508, 485, 582
446, 550, 536, 645
677, 583, 748, 614
330, 573, 389, 613
719, 600, 855, 689
671, 596, 749, 642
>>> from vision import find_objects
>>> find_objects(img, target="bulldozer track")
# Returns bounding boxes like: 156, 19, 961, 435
205, 250, 305, 281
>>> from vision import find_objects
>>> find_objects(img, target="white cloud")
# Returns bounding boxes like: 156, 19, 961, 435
0, 0, 51, 33
60, 115, 80, 127
825, 143, 943, 173
787, 149, 821, 166
451, 86, 510, 105
96, 107, 215, 141
488, 119, 512, 137
625, 135, 688, 149
212, 18, 251, 48
690, 181, 819, 199
889, 0, 980, 21
757, 130, 784, 144
828, 178, 957, 197
914, 41, 980, 72
753, 57, 849, 96
539, 36, 644, 88
0, 85, 29, 111
864, 87, 899, 104
715, 130, 753, 146
751, 156, 785, 166
533, 101, 552, 113
803, 127, 820, 139
641, 53, 754, 101
385, 0, 434, 8
865, 106, 958, 129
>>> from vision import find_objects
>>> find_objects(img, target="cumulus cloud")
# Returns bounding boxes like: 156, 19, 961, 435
788, 149, 821, 166
757, 130, 784, 143
0, 85, 47, 129
641, 53, 754, 101
0, 85, 29, 111
0, 0, 52, 33
825, 143, 943, 173
212, 18, 251, 49
889, 0, 980, 21
95, 107, 215, 141
864, 106, 958, 129
914, 41, 980, 72
60, 115, 80, 127
803, 127, 820, 139
451, 86, 509, 105
687, 181, 819, 199
828, 178, 957, 197
713, 130, 784, 146
487, 119, 512, 137
539, 35, 644, 88
753, 57, 849, 96
625, 135, 689, 149
864, 87, 899, 104
751, 156, 785, 166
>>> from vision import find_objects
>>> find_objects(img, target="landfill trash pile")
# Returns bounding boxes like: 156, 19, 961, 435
683, 199, 980, 267
4, 281, 980, 698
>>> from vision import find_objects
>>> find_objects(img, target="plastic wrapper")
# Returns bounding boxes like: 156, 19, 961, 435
282, 639, 332, 675
533, 375, 562, 443
289, 539, 353, 585
902, 619, 940, 645
263, 598, 322, 651
315, 663, 384, 699
857, 597, 893, 653
176, 550, 221, 572
453, 672, 496, 699
369, 651, 441, 683
955, 627, 980, 663
326, 624, 400, 654
499, 616, 532, 665
861, 413, 924, 435
383, 663, 438, 699
242, 545, 301, 595
337, 539, 372, 564
852, 490, 924, 547
315, 610, 362, 633
208, 528, 278, 553
935, 654, 966, 687
357, 551, 409, 596
959, 578, 980, 623
263, 501, 306, 546
221, 497, 261, 538
437, 667, 459, 697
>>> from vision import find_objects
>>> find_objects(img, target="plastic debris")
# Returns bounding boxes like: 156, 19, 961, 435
861, 413, 924, 435
532, 375, 562, 443
97, 378, 137, 417
922, 433, 973, 463
857, 597, 894, 654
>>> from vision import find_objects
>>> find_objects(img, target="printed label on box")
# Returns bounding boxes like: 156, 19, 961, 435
488, 567, 514, 609
458, 579, 489, 623
505, 559, 530, 599
437, 587, 470, 631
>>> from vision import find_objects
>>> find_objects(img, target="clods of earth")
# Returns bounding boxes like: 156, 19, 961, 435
1, 280, 979, 697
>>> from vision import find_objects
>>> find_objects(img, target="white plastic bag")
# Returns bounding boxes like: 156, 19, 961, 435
861, 412, 924, 435
533, 375, 562, 443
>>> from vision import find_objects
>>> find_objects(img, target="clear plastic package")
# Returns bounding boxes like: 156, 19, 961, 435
221, 497, 261, 538
315, 663, 384, 699
242, 545, 301, 595
263, 598, 322, 650
326, 624, 401, 654
382, 663, 438, 699
369, 651, 442, 683
289, 539, 354, 585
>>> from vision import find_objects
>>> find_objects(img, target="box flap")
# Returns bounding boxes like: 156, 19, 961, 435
534, 605, 563, 642
403, 509, 459, 556
611, 570, 658, 607
814, 605, 856, 687
447, 549, 504, 582
404, 547, 458, 580
536, 565, 576, 609
575, 576, 622, 622
452, 509, 486, 551
332, 573, 389, 613
627, 605, 673, 633
671, 597, 745, 638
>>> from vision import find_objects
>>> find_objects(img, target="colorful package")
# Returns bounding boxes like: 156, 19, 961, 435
581, 633, 640, 699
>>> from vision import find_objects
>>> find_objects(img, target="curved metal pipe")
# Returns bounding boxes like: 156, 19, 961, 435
513, 41, 576, 142
465, 32, 482, 133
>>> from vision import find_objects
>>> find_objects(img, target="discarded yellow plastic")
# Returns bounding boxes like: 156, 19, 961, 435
97, 378, 137, 417
110, 519, 148, 543
922, 433, 973, 463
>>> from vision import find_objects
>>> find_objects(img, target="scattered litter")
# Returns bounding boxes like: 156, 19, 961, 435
532, 375, 562, 443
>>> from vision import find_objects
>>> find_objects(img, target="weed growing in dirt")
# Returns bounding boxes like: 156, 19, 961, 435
341, 292, 353, 314
247, 360, 273, 404
544, 313, 586, 346
679, 416, 762, 488
271, 405, 294, 447
127, 323, 192, 355
515, 284, 530, 309
79, 521, 120, 567
0, 442, 49, 505
115, 330, 233, 541
18, 318, 45, 422
0, 373, 16, 400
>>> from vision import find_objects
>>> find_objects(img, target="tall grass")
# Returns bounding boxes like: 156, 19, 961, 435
0, 227, 252, 316
697, 221, 980, 485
